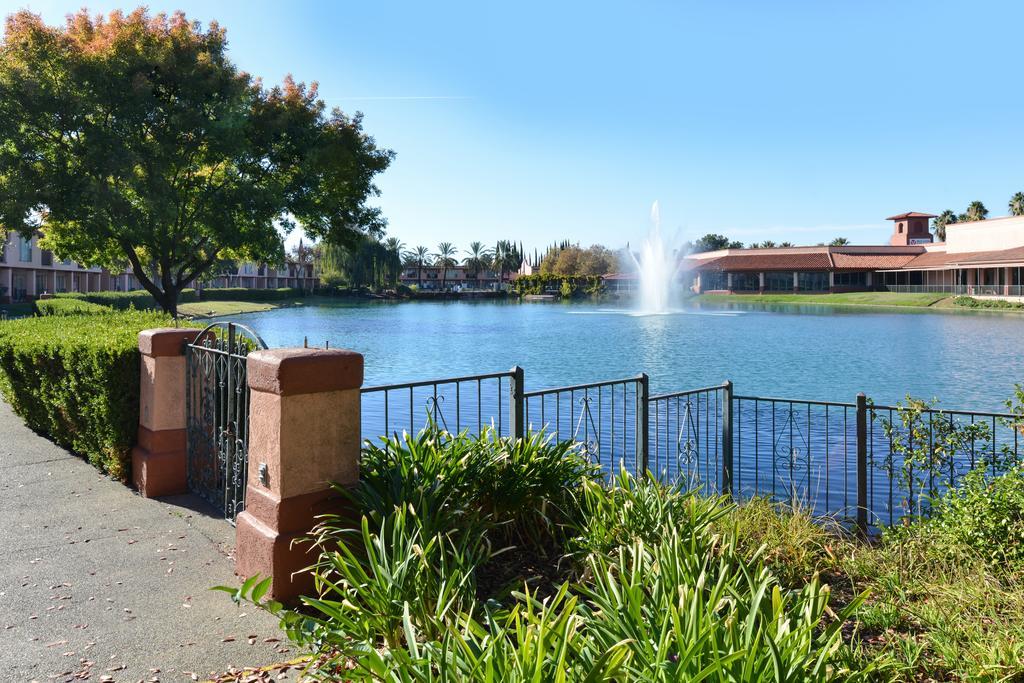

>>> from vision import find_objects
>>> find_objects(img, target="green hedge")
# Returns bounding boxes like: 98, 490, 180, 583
55, 288, 198, 310
953, 295, 1024, 311
0, 311, 185, 479
199, 287, 304, 302
35, 298, 112, 316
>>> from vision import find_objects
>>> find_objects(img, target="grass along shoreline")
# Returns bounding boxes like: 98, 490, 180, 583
698, 291, 1024, 312
696, 292, 950, 308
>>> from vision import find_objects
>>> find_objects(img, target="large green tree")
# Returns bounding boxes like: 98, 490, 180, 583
691, 234, 742, 253
0, 9, 392, 314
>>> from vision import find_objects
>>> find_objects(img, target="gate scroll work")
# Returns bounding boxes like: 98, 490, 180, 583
185, 322, 268, 521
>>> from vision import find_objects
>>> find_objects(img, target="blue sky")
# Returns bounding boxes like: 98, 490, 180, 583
10, 0, 1024, 253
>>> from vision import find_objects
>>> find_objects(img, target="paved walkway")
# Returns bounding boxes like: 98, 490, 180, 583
0, 400, 293, 682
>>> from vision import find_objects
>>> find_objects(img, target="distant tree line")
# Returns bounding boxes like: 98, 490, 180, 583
537, 243, 620, 276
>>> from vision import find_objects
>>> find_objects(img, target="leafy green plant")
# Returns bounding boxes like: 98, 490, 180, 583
567, 465, 732, 559
878, 396, 992, 514
918, 465, 1024, 566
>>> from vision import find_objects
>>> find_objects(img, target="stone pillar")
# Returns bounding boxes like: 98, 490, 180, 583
235, 348, 363, 602
132, 328, 198, 497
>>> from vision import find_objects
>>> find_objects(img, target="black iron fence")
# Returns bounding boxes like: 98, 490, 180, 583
361, 369, 519, 443
360, 368, 1024, 530
523, 375, 646, 472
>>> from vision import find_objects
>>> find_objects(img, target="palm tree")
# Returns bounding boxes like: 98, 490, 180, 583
384, 237, 404, 254
403, 245, 430, 288
1010, 192, 1024, 216
933, 210, 957, 242
463, 241, 492, 290
434, 242, 458, 291
829, 237, 850, 246
493, 240, 522, 289
962, 201, 989, 222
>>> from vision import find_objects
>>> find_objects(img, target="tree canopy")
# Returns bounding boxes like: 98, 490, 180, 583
690, 234, 743, 253
539, 243, 618, 276
0, 9, 393, 314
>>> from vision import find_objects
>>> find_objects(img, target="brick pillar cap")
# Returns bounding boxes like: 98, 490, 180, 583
138, 328, 198, 357
248, 348, 364, 396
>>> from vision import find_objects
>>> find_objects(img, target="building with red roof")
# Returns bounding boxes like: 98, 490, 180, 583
675, 212, 1024, 296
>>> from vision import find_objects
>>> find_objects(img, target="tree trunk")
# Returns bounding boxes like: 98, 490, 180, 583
156, 286, 179, 317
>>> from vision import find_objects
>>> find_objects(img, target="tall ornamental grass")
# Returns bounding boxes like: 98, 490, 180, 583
221, 429, 868, 681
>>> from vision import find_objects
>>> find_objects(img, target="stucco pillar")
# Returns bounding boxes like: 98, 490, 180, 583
758, 272, 765, 293
235, 348, 363, 602
132, 328, 198, 497
792, 271, 799, 293
1004, 267, 1012, 295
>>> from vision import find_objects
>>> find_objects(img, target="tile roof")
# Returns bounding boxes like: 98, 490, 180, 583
695, 252, 833, 272
886, 211, 938, 220
830, 252, 919, 270
899, 246, 1024, 270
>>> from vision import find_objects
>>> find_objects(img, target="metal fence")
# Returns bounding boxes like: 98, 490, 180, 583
359, 368, 1023, 531
882, 284, 969, 295
361, 369, 519, 443
523, 375, 646, 472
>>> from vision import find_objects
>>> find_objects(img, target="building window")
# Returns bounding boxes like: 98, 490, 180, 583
898, 223, 904, 234
701, 271, 728, 291
833, 271, 867, 287
730, 272, 759, 291
764, 271, 795, 291
797, 271, 830, 291
19, 236, 32, 262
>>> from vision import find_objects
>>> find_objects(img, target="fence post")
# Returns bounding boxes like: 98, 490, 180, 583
636, 373, 650, 475
132, 328, 199, 497
235, 347, 364, 602
856, 392, 868, 535
510, 366, 525, 440
721, 380, 734, 496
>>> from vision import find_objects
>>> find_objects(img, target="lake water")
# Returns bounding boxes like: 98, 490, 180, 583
223, 299, 1024, 410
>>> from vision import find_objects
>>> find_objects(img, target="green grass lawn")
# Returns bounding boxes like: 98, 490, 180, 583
177, 300, 278, 317
697, 292, 949, 307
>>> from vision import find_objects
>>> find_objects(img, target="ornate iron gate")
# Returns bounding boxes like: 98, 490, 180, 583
185, 322, 268, 521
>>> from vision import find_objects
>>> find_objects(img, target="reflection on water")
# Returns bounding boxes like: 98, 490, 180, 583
218, 299, 1024, 410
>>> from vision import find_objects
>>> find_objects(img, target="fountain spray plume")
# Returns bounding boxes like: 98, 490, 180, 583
627, 201, 686, 314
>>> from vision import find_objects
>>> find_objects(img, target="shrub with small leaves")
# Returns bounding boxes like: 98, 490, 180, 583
0, 310, 194, 478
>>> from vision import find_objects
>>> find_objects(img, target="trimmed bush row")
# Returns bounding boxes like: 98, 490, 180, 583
54, 286, 302, 310
0, 310, 189, 479
35, 298, 112, 316
198, 287, 304, 302
56, 288, 198, 310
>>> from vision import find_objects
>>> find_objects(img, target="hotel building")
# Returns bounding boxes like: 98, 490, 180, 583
0, 232, 317, 303
685, 212, 1024, 297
